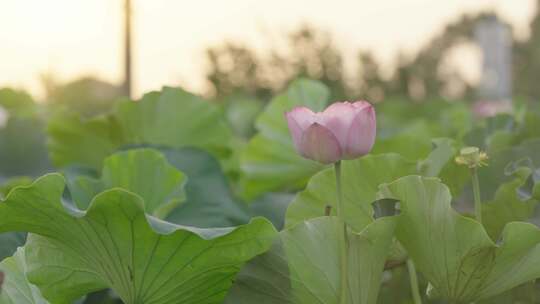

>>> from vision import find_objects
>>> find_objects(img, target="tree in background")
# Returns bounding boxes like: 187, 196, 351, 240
205, 4, 540, 103
42, 75, 124, 117
389, 13, 492, 101
357, 51, 388, 102
203, 21, 482, 102
205, 26, 350, 102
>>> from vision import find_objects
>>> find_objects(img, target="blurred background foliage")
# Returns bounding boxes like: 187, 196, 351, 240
41, 75, 124, 118
2, 4, 540, 204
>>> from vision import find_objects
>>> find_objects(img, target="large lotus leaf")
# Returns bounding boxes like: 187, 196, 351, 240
477, 281, 540, 304
82, 290, 122, 304
0, 248, 48, 304
48, 87, 233, 171
418, 138, 469, 197
0, 174, 277, 304
239, 79, 330, 200
0, 177, 33, 199
376, 267, 422, 304
114, 88, 233, 156
463, 114, 515, 150
378, 175, 540, 302
225, 216, 396, 304
501, 158, 540, 200
479, 138, 540, 201
285, 154, 416, 231
372, 122, 433, 161
514, 109, 540, 143
224, 97, 265, 138
66, 148, 186, 218
158, 147, 251, 228
47, 113, 124, 170
417, 138, 457, 177
65, 146, 285, 230
160, 147, 290, 229
374, 99, 472, 138
249, 192, 294, 231
482, 176, 539, 240
0, 178, 31, 261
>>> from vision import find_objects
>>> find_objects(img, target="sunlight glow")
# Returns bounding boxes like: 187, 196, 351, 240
0, 0, 535, 99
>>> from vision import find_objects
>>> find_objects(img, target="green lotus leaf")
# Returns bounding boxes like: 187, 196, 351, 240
47, 113, 124, 170
0, 174, 277, 304
479, 138, 540, 201
66, 146, 287, 230
285, 154, 417, 231
66, 148, 186, 218
372, 134, 430, 160
0, 177, 33, 199
239, 79, 330, 200
47, 87, 234, 171
378, 175, 540, 302
225, 215, 396, 304
161, 147, 294, 229
114, 87, 233, 157
372, 130, 432, 162
508, 159, 540, 202
249, 192, 294, 231
0, 248, 48, 304
158, 147, 251, 228
482, 171, 539, 240
0, 177, 32, 261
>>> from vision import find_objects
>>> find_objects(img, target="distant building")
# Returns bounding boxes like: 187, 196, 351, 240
475, 16, 513, 102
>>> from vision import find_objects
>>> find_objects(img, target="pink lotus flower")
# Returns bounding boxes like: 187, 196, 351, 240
285, 101, 376, 164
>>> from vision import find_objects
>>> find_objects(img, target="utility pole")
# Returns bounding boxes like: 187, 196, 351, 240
123, 0, 132, 98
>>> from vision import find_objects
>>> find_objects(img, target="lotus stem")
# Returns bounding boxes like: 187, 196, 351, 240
471, 167, 482, 223
335, 161, 349, 304
407, 259, 422, 304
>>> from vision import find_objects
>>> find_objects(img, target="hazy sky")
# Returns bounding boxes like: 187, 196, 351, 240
0, 0, 536, 99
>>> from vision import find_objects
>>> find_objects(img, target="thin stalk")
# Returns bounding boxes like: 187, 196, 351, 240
471, 167, 482, 223
529, 279, 537, 303
407, 259, 422, 304
335, 161, 349, 304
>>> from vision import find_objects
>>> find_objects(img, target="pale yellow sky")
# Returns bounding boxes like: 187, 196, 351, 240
0, 0, 536, 99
